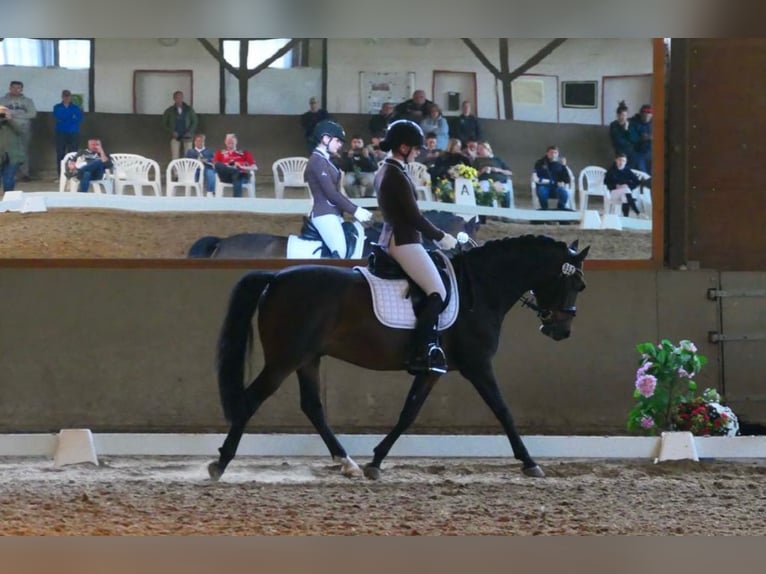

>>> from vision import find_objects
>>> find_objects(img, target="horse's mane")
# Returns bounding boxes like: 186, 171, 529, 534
457, 234, 569, 265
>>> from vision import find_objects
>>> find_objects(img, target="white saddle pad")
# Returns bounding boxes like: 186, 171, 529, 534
286, 221, 366, 259
354, 251, 459, 330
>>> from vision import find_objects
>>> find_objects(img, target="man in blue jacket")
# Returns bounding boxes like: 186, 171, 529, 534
629, 104, 653, 175
53, 89, 83, 178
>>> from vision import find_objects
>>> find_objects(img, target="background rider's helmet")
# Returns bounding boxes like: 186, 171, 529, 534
313, 120, 346, 146
379, 120, 425, 152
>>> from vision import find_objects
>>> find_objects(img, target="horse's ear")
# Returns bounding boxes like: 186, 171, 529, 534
568, 240, 579, 252
577, 245, 591, 261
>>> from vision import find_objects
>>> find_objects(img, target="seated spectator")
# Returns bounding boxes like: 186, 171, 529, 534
629, 104, 653, 174
532, 145, 570, 210
473, 141, 513, 208
463, 138, 479, 162
368, 102, 395, 140
185, 133, 216, 194
64, 138, 113, 193
366, 136, 388, 163
419, 104, 449, 150
394, 89, 434, 122
213, 133, 257, 198
415, 132, 442, 169
301, 96, 330, 153
429, 138, 471, 183
609, 100, 634, 158
604, 152, 641, 217
455, 100, 482, 145
0, 105, 23, 192
333, 135, 377, 198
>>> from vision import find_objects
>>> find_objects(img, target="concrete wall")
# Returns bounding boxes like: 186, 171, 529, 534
0, 267, 730, 435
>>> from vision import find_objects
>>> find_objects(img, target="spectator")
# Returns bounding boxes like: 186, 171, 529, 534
629, 104, 653, 174
419, 104, 449, 150
52, 89, 83, 179
394, 89, 434, 122
604, 152, 642, 217
473, 141, 513, 208
301, 96, 329, 153
429, 138, 471, 183
368, 102, 395, 140
532, 145, 570, 210
0, 81, 37, 181
64, 138, 113, 194
366, 136, 388, 163
162, 90, 198, 160
462, 138, 479, 163
333, 135, 378, 198
609, 100, 634, 158
213, 133, 258, 198
415, 131, 442, 169
0, 105, 23, 192
455, 100, 482, 145
185, 133, 216, 195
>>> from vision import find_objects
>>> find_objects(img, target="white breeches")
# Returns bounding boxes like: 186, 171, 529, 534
311, 213, 347, 257
387, 240, 446, 301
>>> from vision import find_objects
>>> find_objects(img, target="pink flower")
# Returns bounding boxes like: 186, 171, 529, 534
678, 367, 691, 378
635, 374, 657, 398
640, 416, 655, 429
680, 341, 698, 353
637, 361, 653, 377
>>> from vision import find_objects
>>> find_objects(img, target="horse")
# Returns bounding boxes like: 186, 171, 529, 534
187, 210, 480, 259
209, 235, 590, 482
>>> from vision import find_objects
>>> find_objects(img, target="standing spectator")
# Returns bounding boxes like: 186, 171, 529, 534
185, 133, 216, 195
0, 81, 37, 181
609, 100, 634, 158
532, 145, 570, 210
53, 89, 83, 178
301, 96, 329, 153
604, 152, 641, 217
0, 105, 23, 192
629, 104, 653, 175
455, 100, 482, 145
394, 89, 434, 122
419, 104, 449, 150
213, 133, 257, 198
64, 138, 113, 194
333, 135, 378, 198
368, 102, 395, 140
162, 90, 198, 160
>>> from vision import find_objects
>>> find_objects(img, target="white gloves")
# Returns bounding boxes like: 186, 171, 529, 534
436, 233, 458, 251
456, 232, 470, 245
354, 207, 373, 223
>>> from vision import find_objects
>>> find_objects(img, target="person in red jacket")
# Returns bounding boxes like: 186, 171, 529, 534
374, 120, 458, 374
213, 133, 257, 197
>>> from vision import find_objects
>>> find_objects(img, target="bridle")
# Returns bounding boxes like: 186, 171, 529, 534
521, 262, 583, 321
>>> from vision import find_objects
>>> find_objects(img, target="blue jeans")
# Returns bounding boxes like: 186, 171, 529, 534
536, 184, 569, 210
1, 160, 17, 191
77, 159, 109, 193
631, 152, 652, 176
202, 167, 216, 193
215, 163, 251, 198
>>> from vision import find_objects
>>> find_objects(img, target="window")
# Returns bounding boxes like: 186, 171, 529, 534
561, 81, 598, 108
0, 38, 90, 69
222, 39, 295, 69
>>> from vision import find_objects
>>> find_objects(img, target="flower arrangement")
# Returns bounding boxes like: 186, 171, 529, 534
626, 339, 738, 436
432, 165, 504, 207
447, 164, 479, 181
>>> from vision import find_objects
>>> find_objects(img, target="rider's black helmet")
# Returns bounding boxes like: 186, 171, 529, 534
379, 120, 424, 152
313, 120, 346, 145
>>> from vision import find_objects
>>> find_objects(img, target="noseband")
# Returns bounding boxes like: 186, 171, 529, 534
521, 263, 582, 320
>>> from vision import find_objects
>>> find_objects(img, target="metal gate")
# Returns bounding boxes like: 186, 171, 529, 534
707, 272, 766, 425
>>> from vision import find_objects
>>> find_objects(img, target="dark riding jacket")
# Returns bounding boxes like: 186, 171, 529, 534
307, 148, 358, 217
375, 157, 444, 247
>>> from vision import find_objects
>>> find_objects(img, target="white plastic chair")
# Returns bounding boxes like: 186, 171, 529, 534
272, 157, 309, 199
478, 178, 515, 209
214, 171, 256, 198
577, 166, 609, 214
531, 165, 576, 210
110, 153, 162, 196
166, 158, 205, 197
58, 151, 113, 194
406, 161, 433, 201
630, 168, 652, 216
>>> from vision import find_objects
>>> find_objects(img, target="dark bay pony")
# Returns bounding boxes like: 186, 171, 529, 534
209, 235, 589, 481
188, 210, 479, 259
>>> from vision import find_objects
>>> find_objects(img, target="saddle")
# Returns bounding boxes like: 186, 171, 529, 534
299, 217, 360, 259
367, 244, 452, 314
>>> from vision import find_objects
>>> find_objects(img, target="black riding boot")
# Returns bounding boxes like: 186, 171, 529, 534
406, 293, 447, 375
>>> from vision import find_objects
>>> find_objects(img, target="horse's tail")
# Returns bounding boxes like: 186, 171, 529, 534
188, 236, 221, 258
216, 271, 274, 424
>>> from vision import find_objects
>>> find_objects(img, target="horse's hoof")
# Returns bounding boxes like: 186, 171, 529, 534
208, 461, 223, 482
363, 464, 382, 481
522, 465, 545, 478
335, 456, 363, 478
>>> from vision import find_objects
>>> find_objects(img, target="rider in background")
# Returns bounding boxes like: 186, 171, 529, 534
306, 119, 373, 258
374, 120, 458, 374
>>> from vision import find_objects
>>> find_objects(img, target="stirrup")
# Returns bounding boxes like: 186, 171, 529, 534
406, 344, 447, 375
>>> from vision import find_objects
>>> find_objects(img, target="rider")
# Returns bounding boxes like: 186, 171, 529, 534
306, 119, 373, 258
374, 120, 458, 375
